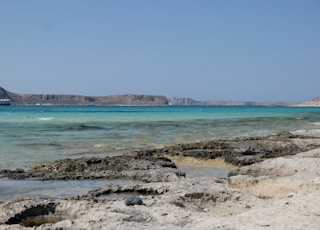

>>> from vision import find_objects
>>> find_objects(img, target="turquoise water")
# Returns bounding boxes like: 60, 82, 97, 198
1, 105, 320, 169
1, 105, 320, 200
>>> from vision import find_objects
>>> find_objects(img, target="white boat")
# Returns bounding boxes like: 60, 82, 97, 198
0, 99, 11, 105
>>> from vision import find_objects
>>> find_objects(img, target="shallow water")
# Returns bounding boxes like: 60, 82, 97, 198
0, 178, 133, 201
1, 105, 320, 169
1, 105, 320, 200
177, 164, 231, 178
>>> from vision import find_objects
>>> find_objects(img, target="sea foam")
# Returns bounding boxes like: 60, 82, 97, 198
292, 129, 320, 135
37, 117, 53, 121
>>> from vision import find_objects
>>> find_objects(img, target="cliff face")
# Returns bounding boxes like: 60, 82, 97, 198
0, 87, 10, 99
21, 94, 96, 105
0, 87, 168, 105
94, 95, 168, 106
168, 97, 200, 105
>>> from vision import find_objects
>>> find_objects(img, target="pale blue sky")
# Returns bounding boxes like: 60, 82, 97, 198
0, 0, 319, 102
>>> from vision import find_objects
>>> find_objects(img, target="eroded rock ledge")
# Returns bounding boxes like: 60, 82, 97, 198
130, 131, 320, 166
1, 132, 320, 183
1, 148, 320, 230
1, 132, 320, 229
0, 156, 185, 182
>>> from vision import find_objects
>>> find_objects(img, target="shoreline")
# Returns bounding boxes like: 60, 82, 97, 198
0, 132, 320, 229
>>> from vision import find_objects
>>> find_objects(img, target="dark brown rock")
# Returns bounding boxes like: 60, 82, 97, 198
132, 132, 320, 166
0, 156, 185, 182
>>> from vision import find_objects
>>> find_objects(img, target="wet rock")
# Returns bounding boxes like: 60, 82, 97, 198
0, 138, 320, 230
124, 196, 144, 206
78, 183, 167, 200
133, 132, 320, 166
231, 155, 263, 166
1, 133, 320, 183
4, 202, 63, 228
0, 156, 185, 182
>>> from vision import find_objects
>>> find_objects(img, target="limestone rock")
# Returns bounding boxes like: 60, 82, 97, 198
1, 139, 320, 229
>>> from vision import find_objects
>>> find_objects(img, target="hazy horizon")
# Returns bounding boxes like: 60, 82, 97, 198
1, 1, 319, 102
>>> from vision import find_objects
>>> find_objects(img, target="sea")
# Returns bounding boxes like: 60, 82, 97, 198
1, 105, 320, 201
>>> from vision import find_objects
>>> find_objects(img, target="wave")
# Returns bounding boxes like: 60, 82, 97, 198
241, 130, 275, 137
93, 144, 127, 151
292, 129, 320, 135
37, 117, 53, 121
312, 122, 320, 126
56, 143, 127, 156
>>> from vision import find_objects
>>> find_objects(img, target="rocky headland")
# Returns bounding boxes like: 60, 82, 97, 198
0, 132, 320, 229
0, 86, 308, 106
0, 87, 168, 106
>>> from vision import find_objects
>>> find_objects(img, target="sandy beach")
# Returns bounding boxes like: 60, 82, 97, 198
0, 133, 319, 229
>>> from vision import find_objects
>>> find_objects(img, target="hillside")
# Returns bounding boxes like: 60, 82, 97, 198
0, 87, 168, 106
0, 86, 310, 106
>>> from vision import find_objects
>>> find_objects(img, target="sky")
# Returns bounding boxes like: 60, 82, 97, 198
0, 0, 319, 102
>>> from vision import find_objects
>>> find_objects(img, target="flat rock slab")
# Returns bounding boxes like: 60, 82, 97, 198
0, 134, 320, 229
0, 156, 185, 182
131, 132, 320, 165
1, 149, 319, 230
1, 132, 320, 183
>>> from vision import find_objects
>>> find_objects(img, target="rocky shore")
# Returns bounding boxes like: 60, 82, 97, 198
0, 132, 320, 229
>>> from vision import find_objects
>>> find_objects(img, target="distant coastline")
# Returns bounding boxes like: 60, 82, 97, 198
0, 86, 317, 106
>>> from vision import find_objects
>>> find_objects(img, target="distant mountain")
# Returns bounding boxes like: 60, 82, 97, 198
0, 86, 305, 106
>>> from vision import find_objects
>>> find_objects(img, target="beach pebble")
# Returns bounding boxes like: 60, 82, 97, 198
124, 196, 144, 206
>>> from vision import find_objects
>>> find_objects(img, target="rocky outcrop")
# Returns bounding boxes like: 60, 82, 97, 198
0, 155, 185, 182
2, 132, 320, 183
1, 134, 320, 229
131, 132, 320, 166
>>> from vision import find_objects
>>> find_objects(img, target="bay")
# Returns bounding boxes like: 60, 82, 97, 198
1, 105, 320, 200
1, 105, 320, 169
